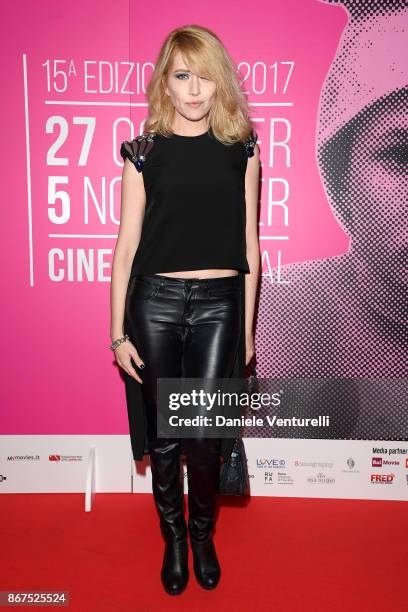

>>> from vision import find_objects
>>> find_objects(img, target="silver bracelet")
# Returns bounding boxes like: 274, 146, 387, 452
109, 334, 129, 351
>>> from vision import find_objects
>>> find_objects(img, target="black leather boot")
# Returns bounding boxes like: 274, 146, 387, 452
149, 437, 189, 594
190, 536, 221, 589
149, 438, 187, 539
184, 438, 222, 589
161, 537, 189, 595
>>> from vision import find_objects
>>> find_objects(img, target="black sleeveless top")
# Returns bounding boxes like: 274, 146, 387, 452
119, 127, 257, 462
120, 127, 257, 277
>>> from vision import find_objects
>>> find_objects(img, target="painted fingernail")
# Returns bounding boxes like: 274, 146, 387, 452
140, 364, 145, 369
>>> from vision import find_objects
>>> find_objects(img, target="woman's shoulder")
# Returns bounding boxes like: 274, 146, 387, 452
242, 129, 258, 158
213, 128, 258, 158
120, 132, 159, 172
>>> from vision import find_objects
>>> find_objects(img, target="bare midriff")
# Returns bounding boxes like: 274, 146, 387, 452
154, 269, 239, 279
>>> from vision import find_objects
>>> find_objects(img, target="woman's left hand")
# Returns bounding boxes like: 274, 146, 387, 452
245, 333, 255, 366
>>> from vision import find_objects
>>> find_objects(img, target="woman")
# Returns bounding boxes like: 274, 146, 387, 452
110, 24, 260, 596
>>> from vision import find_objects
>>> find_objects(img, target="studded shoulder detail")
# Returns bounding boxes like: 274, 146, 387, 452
243, 130, 258, 158
120, 133, 157, 172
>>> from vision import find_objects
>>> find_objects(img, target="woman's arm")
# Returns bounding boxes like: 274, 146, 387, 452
110, 157, 146, 382
244, 142, 261, 366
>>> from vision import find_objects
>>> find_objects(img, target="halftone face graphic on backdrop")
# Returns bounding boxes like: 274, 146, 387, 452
317, 2, 407, 292
253, 1, 407, 441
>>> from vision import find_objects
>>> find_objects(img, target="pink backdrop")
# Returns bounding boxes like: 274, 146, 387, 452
1, 0, 347, 436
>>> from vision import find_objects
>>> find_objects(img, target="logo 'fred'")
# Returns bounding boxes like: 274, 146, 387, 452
370, 473, 395, 484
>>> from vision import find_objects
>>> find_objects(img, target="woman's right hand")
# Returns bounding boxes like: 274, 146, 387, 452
114, 339, 145, 384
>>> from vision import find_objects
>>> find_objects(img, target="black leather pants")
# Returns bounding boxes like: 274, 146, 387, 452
125, 273, 242, 543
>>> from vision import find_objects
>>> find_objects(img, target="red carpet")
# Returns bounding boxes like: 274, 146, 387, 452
1, 493, 407, 611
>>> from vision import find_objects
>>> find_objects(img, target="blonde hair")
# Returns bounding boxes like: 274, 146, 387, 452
143, 24, 255, 144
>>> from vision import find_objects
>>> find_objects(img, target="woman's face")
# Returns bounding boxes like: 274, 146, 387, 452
164, 51, 216, 127
347, 96, 407, 287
